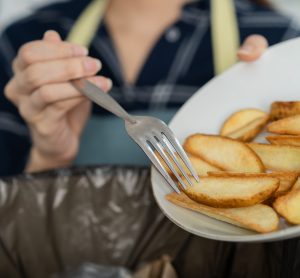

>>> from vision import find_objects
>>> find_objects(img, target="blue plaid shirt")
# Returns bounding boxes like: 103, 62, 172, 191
0, 0, 300, 176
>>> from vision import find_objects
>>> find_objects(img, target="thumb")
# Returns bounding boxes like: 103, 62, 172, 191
43, 30, 62, 43
238, 35, 268, 62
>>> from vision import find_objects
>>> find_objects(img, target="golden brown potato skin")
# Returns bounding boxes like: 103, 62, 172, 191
220, 108, 267, 135
270, 101, 300, 120
273, 188, 300, 225
207, 171, 298, 197
267, 115, 300, 135
184, 134, 265, 173
166, 192, 279, 233
266, 135, 300, 147
180, 176, 279, 208
225, 115, 269, 142
248, 143, 300, 172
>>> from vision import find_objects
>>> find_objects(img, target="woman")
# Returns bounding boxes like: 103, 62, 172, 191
0, 0, 299, 176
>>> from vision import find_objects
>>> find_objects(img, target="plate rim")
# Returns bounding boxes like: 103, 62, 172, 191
151, 174, 300, 242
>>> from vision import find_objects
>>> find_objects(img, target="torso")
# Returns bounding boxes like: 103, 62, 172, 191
105, 0, 189, 85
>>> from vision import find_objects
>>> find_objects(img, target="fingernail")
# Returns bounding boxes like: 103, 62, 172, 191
238, 44, 254, 55
94, 78, 113, 91
106, 78, 113, 90
83, 58, 101, 72
73, 45, 88, 56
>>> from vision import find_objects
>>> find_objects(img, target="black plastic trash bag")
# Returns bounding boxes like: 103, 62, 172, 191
54, 263, 131, 278
0, 166, 299, 278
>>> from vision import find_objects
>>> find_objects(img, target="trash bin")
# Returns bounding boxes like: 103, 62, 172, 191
0, 166, 299, 278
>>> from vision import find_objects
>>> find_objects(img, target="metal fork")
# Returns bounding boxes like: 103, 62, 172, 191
72, 79, 200, 193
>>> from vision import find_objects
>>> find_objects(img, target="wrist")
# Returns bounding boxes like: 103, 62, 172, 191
25, 147, 73, 173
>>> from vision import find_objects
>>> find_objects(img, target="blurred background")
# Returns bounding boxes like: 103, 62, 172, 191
0, 0, 61, 32
0, 0, 300, 33
273, 0, 300, 24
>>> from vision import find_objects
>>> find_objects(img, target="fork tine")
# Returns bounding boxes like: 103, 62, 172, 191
152, 131, 194, 187
147, 137, 189, 189
161, 128, 200, 182
139, 140, 181, 193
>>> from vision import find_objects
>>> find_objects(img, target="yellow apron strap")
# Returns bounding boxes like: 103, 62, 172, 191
66, 0, 240, 74
211, 0, 240, 75
66, 0, 108, 47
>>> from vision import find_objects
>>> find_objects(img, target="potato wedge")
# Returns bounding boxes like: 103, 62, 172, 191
225, 115, 269, 142
207, 171, 298, 197
266, 135, 300, 147
184, 134, 264, 173
267, 115, 300, 135
270, 101, 300, 120
181, 176, 278, 208
220, 108, 267, 135
273, 188, 300, 225
248, 143, 300, 172
157, 152, 222, 176
166, 192, 279, 233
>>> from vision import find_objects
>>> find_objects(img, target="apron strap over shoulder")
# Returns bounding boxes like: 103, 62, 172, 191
67, 0, 240, 75
67, 0, 108, 47
211, 0, 240, 75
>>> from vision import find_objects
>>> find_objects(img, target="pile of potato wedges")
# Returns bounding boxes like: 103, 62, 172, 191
164, 101, 300, 234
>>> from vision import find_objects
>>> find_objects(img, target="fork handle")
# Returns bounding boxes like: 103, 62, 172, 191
72, 79, 136, 124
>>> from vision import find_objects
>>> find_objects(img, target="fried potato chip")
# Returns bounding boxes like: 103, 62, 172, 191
270, 101, 300, 120
273, 188, 300, 225
220, 108, 267, 135
224, 115, 269, 142
207, 171, 298, 197
180, 176, 278, 208
184, 134, 264, 173
267, 115, 300, 135
248, 143, 300, 172
266, 135, 300, 147
157, 152, 222, 176
166, 192, 279, 233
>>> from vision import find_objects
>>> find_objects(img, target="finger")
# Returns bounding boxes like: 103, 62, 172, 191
43, 30, 62, 43
12, 58, 20, 74
4, 79, 25, 106
68, 99, 91, 136
14, 30, 86, 73
18, 76, 110, 121
237, 35, 268, 62
30, 83, 83, 113
17, 56, 101, 94
6, 66, 110, 113
41, 31, 112, 92
92, 76, 113, 92
28, 97, 89, 138
30, 76, 110, 111
14, 40, 88, 72
45, 97, 87, 118
20, 90, 85, 125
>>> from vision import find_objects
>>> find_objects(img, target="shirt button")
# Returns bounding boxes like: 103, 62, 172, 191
165, 26, 181, 43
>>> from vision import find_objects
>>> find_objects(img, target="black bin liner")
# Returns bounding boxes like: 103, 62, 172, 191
0, 166, 299, 278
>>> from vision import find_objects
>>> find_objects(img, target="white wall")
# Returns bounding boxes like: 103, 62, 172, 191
0, 0, 300, 32
0, 0, 62, 32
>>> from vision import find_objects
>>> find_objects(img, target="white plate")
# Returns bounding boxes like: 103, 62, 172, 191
151, 38, 300, 242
